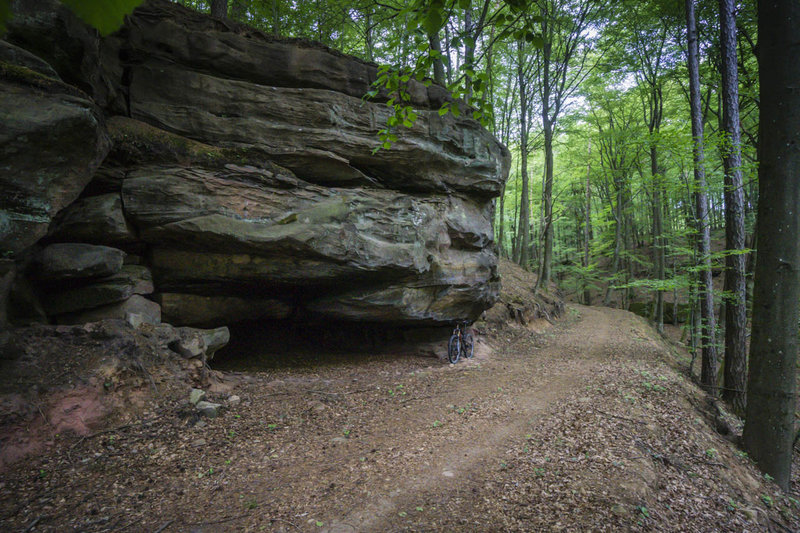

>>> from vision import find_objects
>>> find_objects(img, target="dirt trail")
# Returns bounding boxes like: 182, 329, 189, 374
2, 305, 798, 532
330, 305, 622, 532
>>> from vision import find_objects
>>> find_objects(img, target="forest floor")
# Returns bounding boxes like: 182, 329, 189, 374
2, 265, 800, 532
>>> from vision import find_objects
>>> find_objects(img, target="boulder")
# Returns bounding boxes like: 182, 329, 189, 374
5, 0, 510, 330
42, 265, 154, 315
47, 193, 137, 246
5, 0, 127, 112
55, 294, 161, 325
35, 243, 125, 281
128, 64, 508, 196
0, 40, 59, 79
154, 324, 230, 360
0, 65, 111, 255
158, 293, 292, 328
115, 163, 497, 325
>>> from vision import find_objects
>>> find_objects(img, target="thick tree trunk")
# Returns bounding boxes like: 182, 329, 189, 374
685, 0, 717, 395
718, 0, 747, 413
211, 0, 228, 19
742, 0, 800, 491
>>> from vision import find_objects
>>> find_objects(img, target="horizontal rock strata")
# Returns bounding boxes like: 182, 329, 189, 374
3, 0, 510, 331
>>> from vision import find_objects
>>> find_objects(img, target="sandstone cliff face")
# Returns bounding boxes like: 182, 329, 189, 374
2, 0, 510, 331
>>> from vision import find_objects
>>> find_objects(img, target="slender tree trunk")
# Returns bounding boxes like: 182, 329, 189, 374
686, 0, 718, 395
517, 44, 531, 269
498, 183, 506, 258
542, 119, 555, 282
719, 0, 747, 413
512, 165, 521, 263
584, 142, 593, 305
603, 179, 624, 307
364, 9, 374, 62
211, 0, 228, 19
464, 5, 474, 102
742, 0, 800, 490
651, 143, 665, 334
272, 0, 280, 35
230, 0, 244, 21
429, 32, 445, 85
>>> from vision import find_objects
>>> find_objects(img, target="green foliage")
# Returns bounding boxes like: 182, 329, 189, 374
0, 0, 9, 34
0, 0, 144, 36
60, 0, 143, 35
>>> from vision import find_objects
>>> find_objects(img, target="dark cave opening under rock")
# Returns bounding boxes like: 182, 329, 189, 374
212, 318, 452, 370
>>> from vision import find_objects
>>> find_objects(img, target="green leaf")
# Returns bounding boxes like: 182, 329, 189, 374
529, 35, 546, 48
0, 0, 10, 35
60, 0, 144, 36
438, 106, 449, 117
422, 8, 444, 36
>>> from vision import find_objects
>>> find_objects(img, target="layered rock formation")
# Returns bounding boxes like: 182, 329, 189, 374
1, 0, 509, 334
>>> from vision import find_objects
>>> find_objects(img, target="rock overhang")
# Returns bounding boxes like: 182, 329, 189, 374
2, 0, 510, 332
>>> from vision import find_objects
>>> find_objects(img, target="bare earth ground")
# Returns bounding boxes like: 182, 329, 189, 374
2, 302, 800, 531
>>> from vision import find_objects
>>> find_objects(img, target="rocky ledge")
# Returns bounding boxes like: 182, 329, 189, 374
0, 0, 509, 336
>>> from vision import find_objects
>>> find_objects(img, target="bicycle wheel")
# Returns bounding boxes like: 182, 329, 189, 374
448, 334, 460, 364
463, 332, 474, 359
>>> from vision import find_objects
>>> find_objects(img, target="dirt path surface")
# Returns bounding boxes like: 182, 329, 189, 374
2, 305, 799, 532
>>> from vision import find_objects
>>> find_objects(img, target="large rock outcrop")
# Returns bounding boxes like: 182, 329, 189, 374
3, 0, 510, 331
0, 63, 110, 255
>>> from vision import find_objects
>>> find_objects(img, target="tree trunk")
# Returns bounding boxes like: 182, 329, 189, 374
429, 32, 445, 85
718, 0, 747, 413
364, 8, 374, 62
584, 142, 592, 305
498, 183, 506, 259
517, 45, 531, 270
230, 0, 245, 21
211, 0, 228, 19
272, 0, 280, 35
742, 0, 800, 490
542, 120, 554, 282
651, 143, 665, 334
686, 0, 718, 395
464, 5, 474, 102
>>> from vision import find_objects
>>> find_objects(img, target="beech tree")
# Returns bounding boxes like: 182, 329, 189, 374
718, 0, 746, 412
534, 0, 605, 284
742, 0, 800, 491
683, 0, 717, 395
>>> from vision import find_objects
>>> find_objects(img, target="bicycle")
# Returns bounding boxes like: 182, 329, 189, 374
447, 322, 474, 364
